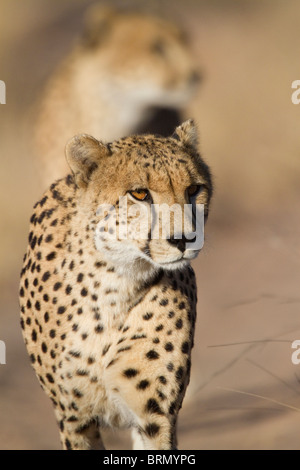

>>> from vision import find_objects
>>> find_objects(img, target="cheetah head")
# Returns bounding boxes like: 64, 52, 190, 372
79, 6, 201, 109
66, 120, 212, 278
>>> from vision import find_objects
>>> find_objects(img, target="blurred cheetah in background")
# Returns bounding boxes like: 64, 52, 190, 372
35, 5, 201, 186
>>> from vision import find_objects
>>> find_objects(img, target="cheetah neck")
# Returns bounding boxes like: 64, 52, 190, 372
81, 253, 163, 329
71, 214, 162, 328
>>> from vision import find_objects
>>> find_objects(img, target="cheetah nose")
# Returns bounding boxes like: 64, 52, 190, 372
168, 234, 196, 253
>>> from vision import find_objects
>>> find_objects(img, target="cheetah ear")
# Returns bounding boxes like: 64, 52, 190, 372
65, 134, 111, 189
82, 5, 117, 48
172, 119, 198, 151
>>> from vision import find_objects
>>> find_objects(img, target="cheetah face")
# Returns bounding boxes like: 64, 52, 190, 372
81, 8, 201, 109
66, 120, 212, 276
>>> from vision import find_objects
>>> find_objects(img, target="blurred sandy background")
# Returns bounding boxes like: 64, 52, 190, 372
1, 0, 300, 450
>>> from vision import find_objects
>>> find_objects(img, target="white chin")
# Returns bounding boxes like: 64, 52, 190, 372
156, 258, 190, 271
183, 250, 201, 261
154, 249, 201, 270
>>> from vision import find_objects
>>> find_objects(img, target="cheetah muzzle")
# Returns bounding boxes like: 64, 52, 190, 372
19, 119, 213, 450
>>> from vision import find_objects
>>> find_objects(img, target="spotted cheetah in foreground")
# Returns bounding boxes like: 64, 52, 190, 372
35, 6, 201, 187
19, 120, 212, 450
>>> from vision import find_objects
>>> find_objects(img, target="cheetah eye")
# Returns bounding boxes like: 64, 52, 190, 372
129, 189, 150, 201
151, 39, 166, 56
187, 185, 204, 198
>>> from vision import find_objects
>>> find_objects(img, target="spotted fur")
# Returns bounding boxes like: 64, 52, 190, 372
20, 120, 212, 450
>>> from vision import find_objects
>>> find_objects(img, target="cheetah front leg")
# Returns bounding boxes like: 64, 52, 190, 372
131, 428, 145, 450
55, 412, 106, 450
131, 417, 177, 450
106, 357, 184, 449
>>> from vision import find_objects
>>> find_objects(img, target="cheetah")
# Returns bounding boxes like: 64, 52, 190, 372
20, 120, 212, 450
34, 5, 201, 187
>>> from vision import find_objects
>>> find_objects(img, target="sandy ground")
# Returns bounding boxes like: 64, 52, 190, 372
0, 0, 300, 450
